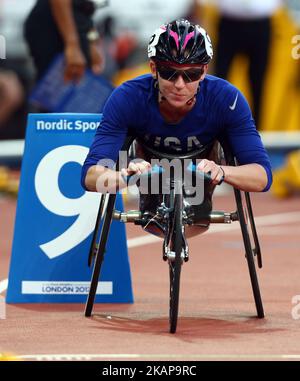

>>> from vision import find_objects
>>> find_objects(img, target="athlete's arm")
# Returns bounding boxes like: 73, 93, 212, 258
216, 86, 272, 192
84, 165, 124, 193
219, 163, 267, 191
81, 85, 139, 192
197, 159, 268, 191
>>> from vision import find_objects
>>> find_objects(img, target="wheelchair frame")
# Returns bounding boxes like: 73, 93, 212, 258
84, 137, 264, 333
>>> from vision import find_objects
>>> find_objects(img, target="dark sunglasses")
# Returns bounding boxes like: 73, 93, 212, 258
157, 65, 204, 83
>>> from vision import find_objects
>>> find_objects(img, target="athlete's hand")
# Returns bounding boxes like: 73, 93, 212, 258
197, 159, 225, 185
121, 160, 152, 180
121, 160, 151, 176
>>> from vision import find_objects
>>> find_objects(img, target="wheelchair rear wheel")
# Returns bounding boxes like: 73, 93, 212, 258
88, 194, 107, 267
235, 190, 264, 318
169, 191, 184, 333
85, 194, 116, 317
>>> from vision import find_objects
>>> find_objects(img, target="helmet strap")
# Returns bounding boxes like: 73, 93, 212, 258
154, 77, 167, 103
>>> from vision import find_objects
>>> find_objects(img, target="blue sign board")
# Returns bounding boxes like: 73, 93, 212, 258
6, 113, 133, 303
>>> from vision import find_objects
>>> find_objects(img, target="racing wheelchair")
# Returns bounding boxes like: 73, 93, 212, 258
84, 136, 264, 334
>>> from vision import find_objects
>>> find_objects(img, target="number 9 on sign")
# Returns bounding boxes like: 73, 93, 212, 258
34, 145, 101, 259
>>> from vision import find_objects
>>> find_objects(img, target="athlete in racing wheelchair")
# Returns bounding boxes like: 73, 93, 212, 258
81, 19, 272, 333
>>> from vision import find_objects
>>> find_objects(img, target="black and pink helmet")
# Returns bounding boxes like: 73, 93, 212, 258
148, 19, 213, 65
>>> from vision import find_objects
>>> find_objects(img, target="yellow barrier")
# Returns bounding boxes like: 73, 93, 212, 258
272, 150, 300, 198
0, 166, 19, 196
0, 353, 21, 361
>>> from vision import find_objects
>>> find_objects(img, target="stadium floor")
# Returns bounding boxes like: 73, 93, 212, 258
0, 192, 300, 361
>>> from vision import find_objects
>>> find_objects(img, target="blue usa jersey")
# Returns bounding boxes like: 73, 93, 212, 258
82, 74, 272, 191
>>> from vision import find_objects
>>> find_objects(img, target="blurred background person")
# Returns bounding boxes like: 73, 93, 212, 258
24, 0, 105, 83
0, 0, 34, 140
0, 0, 35, 197
213, 0, 283, 130
0, 70, 24, 128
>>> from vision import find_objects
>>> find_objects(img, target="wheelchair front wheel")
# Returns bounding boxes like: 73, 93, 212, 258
169, 191, 184, 333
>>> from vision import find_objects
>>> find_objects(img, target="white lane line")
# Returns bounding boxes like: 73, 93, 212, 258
247, 226, 300, 236
16, 353, 300, 361
0, 279, 8, 294
127, 211, 300, 247
248, 211, 300, 226
205, 211, 300, 235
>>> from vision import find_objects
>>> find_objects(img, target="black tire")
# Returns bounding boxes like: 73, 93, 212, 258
85, 194, 116, 317
245, 192, 262, 268
222, 140, 264, 318
169, 192, 184, 333
235, 189, 264, 318
88, 194, 107, 267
